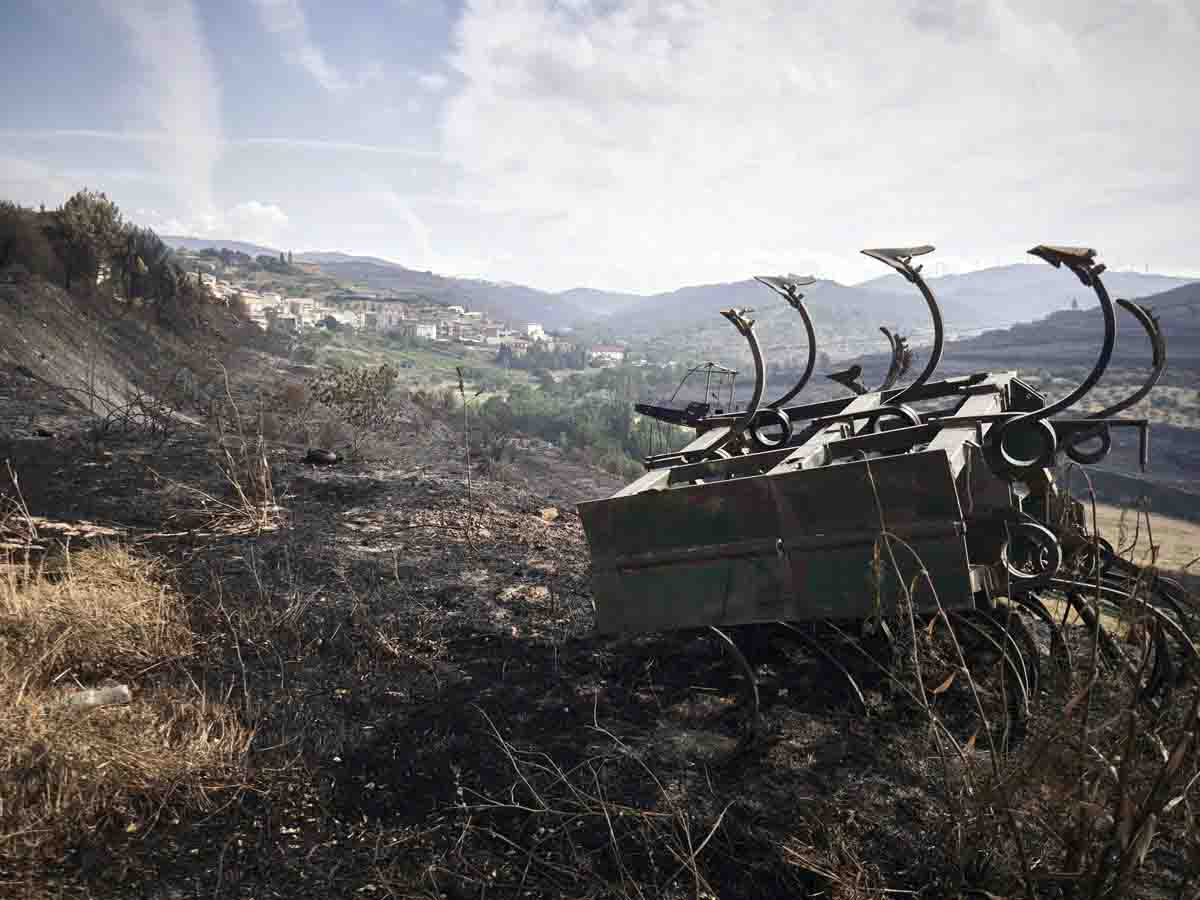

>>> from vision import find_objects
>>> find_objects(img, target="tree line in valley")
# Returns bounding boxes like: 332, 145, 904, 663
469, 364, 697, 479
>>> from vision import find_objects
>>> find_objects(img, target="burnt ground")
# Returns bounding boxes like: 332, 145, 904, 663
2, 352, 1199, 899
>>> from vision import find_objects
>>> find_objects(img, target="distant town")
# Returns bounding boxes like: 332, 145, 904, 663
181, 247, 633, 367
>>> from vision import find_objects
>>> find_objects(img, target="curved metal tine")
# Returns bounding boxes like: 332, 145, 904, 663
1062, 299, 1167, 461
1143, 619, 1174, 703
1017, 246, 1118, 423
1087, 300, 1166, 419
868, 327, 898, 393
948, 611, 1033, 715
1058, 578, 1200, 670
683, 308, 766, 462
720, 307, 766, 438
859, 246, 944, 406
708, 625, 761, 741
775, 621, 868, 713
1064, 590, 1140, 679
1152, 576, 1200, 638
753, 275, 818, 408
1016, 592, 1073, 677
1142, 601, 1200, 668
874, 327, 913, 392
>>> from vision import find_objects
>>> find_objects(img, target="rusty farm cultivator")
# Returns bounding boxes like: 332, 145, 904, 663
577, 244, 1197, 739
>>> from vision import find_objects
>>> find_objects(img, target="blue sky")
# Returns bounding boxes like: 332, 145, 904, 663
2, 0, 1197, 293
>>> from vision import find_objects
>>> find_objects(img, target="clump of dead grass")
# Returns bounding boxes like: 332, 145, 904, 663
0, 544, 251, 864
1, 546, 191, 683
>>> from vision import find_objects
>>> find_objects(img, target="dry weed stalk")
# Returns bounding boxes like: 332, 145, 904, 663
853, 459, 1200, 898
442, 703, 729, 900
159, 362, 283, 535
856, 458, 1039, 897
0, 461, 39, 551
780, 830, 887, 900
455, 366, 482, 549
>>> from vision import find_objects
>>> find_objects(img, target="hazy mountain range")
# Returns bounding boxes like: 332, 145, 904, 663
857, 264, 1191, 326
165, 236, 284, 258
166, 236, 1195, 341
854, 279, 1200, 377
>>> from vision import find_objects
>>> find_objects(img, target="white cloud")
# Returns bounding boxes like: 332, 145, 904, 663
1, 130, 438, 159
439, 0, 1200, 291
233, 136, 439, 157
226, 200, 290, 245
0, 128, 170, 144
418, 72, 449, 92
100, 0, 224, 223
253, 0, 378, 93
0, 157, 74, 207
377, 191, 435, 268
0, 156, 167, 209
147, 200, 289, 246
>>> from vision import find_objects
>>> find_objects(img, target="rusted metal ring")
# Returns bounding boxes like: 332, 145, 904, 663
747, 408, 793, 450
1001, 520, 1063, 589
862, 404, 921, 435
1065, 426, 1112, 465
1072, 536, 1115, 578
994, 418, 1058, 470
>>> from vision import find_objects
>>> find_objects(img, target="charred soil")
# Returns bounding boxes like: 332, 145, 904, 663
2, 284, 1199, 900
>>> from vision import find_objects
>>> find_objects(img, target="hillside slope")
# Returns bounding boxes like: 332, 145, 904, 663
0, 278, 270, 442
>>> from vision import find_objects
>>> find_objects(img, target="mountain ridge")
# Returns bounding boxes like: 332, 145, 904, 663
165, 236, 1197, 340
856, 263, 1192, 325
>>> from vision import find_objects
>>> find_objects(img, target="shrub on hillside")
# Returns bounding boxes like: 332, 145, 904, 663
306, 362, 403, 457
0, 201, 56, 280
263, 380, 319, 444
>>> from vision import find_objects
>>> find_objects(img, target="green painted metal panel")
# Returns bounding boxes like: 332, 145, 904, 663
578, 449, 974, 635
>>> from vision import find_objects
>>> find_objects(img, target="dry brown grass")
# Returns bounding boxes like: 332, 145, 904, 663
2, 547, 190, 682
0, 545, 251, 866
1091, 502, 1200, 575
1040, 502, 1200, 631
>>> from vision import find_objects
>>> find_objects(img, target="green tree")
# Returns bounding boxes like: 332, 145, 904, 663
51, 189, 124, 291
112, 225, 169, 300
0, 201, 56, 277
